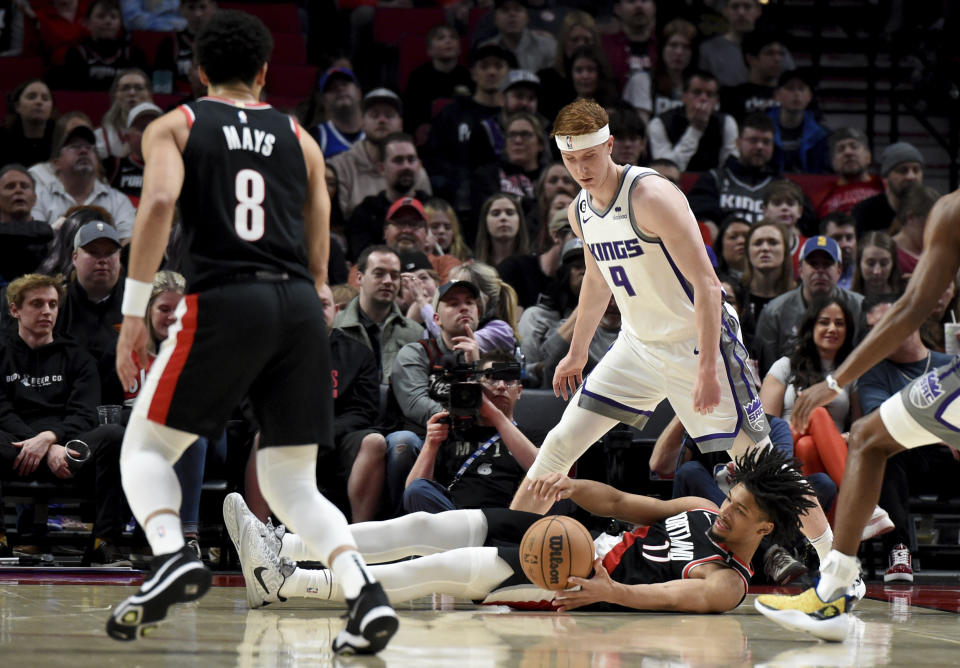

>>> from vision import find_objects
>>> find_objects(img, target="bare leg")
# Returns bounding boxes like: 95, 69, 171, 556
347, 433, 386, 523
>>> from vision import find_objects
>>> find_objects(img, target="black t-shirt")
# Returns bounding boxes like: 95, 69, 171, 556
851, 192, 896, 235
720, 83, 777, 123
497, 254, 554, 309
436, 424, 527, 509
403, 62, 473, 135
779, 124, 804, 172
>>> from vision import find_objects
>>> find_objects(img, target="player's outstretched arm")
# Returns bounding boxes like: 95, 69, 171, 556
529, 472, 717, 524
557, 560, 744, 613
792, 189, 960, 431
298, 126, 331, 292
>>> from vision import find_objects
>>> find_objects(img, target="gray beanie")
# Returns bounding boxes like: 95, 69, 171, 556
881, 142, 924, 176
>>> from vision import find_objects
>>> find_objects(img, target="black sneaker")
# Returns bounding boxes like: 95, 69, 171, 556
106, 545, 212, 641
763, 544, 809, 585
332, 582, 398, 655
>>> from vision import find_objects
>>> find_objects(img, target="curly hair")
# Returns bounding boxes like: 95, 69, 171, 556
195, 10, 273, 86
732, 446, 816, 545
789, 295, 855, 391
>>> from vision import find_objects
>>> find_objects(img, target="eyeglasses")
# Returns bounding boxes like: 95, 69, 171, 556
479, 376, 520, 388
507, 130, 535, 141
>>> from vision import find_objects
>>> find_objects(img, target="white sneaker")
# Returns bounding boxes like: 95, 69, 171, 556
861, 506, 894, 542
848, 576, 866, 602
239, 520, 294, 609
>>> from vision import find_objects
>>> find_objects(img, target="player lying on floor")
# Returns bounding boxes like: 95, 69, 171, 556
227, 447, 817, 612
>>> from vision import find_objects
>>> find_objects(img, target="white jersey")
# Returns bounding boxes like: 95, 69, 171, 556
575, 165, 698, 342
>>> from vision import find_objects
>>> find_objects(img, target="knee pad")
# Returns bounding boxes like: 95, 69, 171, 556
120, 413, 197, 468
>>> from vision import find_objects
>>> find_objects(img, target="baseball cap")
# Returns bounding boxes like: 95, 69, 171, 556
469, 43, 518, 68
397, 250, 433, 273
318, 66, 358, 92
829, 127, 868, 153
799, 235, 841, 264
432, 280, 481, 309
561, 237, 584, 264
501, 69, 540, 93
73, 220, 121, 251
57, 125, 96, 154
777, 67, 817, 90
548, 208, 571, 234
362, 87, 402, 114
127, 102, 163, 129
881, 142, 924, 176
386, 196, 426, 223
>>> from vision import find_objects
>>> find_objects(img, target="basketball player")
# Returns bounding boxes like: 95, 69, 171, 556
755, 189, 960, 641
508, 99, 835, 565
227, 447, 814, 612
105, 11, 397, 654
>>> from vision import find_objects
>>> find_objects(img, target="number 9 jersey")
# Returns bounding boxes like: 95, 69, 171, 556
574, 166, 698, 343
177, 99, 314, 290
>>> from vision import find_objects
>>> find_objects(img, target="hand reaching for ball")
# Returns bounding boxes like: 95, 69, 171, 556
554, 558, 619, 612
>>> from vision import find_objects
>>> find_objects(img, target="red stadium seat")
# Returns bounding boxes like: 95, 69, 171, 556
220, 3, 300, 33
397, 34, 430, 92
52, 90, 111, 123
270, 33, 306, 65
0, 57, 44, 95
373, 7, 445, 48
265, 64, 317, 99
130, 30, 174, 68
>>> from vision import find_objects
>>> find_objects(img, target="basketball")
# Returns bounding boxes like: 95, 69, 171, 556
519, 515, 595, 590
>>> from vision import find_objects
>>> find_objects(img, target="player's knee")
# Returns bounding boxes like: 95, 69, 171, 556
848, 414, 899, 459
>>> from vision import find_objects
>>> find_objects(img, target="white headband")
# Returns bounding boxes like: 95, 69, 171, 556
555, 124, 610, 152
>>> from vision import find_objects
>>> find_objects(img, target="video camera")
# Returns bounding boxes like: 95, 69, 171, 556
438, 352, 522, 438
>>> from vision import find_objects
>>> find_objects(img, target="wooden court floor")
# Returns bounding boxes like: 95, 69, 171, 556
1, 573, 958, 666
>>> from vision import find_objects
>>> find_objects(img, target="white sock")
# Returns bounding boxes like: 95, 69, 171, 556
809, 526, 834, 563
331, 550, 373, 600
279, 533, 309, 562
145, 513, 185, 555
282, 567, 335, 600
816, 550, 860, 601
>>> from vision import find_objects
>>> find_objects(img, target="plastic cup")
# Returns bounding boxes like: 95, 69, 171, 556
64, 439, 91, 474
944, 323, 960, 355
97, 404, 123, 425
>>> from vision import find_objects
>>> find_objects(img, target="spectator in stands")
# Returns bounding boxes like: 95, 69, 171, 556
713, 212, 752, 284
567, 46, 620, 108
95, 68, 153, 160
851, 231, 903, 298
852, 141, 925, 234
309, 66, 363, 160
815, 128, 882, 219
688, 112, 778, 234
0, 0, 32, 57
396, 250, 440, 327
892, 183, 940, 278
768, 68, 830, 174
425, 197, 472, 261
154, 0, 217, 95
331, 88, 432, 219
480, 0, 556, 74
649, 157, 681, 184
32, 124, 136, 239
474, 192, 530, 270
470, 112, 547, 229
0, 165, 52, 285
608, 105, 649, 168
737, 221, 794, 348
699, 0, 794, 88
760, 178, 806, 276
381, 197, 459, 283
536, 10, 599, 121
108, 101, 160, 204
30, 112, 95, 192
121, 0, 186, 31
315, 283, 388, 523
403, 25, 473, 142
448, 262, 520, 352
0, 80, 56, 169
0, 273, 126, 564
602, 0, 658, 88
528, 161, 577, 247
34, 0, 88, 66
720, 30, 785, 123
821, 212, 857, 290
424, 43, 513, 210
648, 70, 737, 172
334, 245, 423, 384
921, 277, 959, 354
402, 349, 536, 513
469, 69, 548, 170
346, 132, 431, 260
858, 293, 960, 582
497, 207, 567, 310
753, 235, 863, 376
632, 18, 698, 119
55, 0, 150, 91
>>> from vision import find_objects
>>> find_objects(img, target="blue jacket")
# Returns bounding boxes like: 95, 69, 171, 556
768, 109, 831, 174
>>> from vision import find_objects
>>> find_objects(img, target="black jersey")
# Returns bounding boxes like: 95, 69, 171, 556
177, 98, 313, 290
602, 509, 754, 602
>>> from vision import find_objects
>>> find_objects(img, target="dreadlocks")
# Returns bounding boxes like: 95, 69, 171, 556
732, 447, 816, 545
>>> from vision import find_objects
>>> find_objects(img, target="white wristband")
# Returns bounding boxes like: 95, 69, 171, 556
121, 278, 153, 317
825, 374, 842, 394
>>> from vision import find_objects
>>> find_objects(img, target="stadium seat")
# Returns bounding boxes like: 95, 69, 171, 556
220, 3, 300, 33
52, 90, 111, 123
130, 30, 174, 68
265, 64, 317, 99
372, 7, 445, 48
270, 33, 306, 65
0, 57, 44, 94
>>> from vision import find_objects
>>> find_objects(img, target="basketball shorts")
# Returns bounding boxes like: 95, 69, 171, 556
576, 305, 769, 453
880, 356, 960, 448
134, 280, 333, 449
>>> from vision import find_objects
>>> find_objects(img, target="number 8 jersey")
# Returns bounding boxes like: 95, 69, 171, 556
574, 165, 699, 343
177, 98, 313, 289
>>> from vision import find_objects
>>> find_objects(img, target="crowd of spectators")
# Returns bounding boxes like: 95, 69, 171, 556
0, 0, 956, 585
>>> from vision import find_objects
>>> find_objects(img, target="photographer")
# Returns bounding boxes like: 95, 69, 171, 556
402, 350, 537, 513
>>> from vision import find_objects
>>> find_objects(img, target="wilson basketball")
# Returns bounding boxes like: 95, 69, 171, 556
520, 515, 595, 590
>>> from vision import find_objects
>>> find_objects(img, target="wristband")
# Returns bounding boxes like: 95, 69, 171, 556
825, 373, 841, 394
121, 278, 153, 317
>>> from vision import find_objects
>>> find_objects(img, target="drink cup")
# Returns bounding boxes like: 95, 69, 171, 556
944, 323, 960, 355
65, 439, 91, 474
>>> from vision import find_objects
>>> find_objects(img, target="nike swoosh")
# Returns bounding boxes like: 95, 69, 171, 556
582, 216, 592, 224
254, 567, 270, 594
693, 347, 699, 355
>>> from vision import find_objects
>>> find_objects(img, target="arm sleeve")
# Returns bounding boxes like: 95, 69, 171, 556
390, 344, 444, 429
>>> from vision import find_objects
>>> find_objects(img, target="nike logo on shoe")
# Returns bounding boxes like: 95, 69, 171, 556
254, 567, 270, 594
